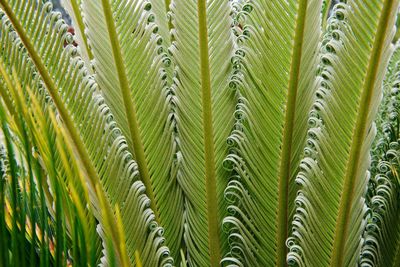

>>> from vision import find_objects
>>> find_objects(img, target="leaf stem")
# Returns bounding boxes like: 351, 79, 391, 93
276, 1, 308, 266
197, 1, 221, 265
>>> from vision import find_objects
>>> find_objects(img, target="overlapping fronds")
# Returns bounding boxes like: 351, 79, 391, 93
0, 1, 171, 265
287, 1, 399, 266
221, 0, 321, 265
1, 0, 400, 266
0, 72, 103, 266
80, 0, 184, 261
360, 44, 400, 267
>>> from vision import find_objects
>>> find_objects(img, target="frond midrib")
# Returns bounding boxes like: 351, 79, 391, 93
276, 0, 309, 265
197, 0, 221, 265
330, 0, 398, 265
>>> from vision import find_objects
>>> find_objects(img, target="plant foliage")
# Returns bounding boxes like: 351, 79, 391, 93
0, 0, 399, 266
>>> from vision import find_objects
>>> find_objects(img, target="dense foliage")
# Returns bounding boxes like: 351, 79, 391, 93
0, 0, 399, 266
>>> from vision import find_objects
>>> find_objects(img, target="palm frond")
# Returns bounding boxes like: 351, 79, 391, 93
1, 0, 399, 266
360, 44, 400, 267
0, 58, 106, 266
0, 1, 171, 265
287, 1, 399, 266
221, 0, 321, 265
80, 0, 184, 261
168, 0, 236, 264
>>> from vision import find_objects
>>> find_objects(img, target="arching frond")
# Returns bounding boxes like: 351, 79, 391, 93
0, 1, 171, 265
0, 73, 101, 266
1, 0, 399, 266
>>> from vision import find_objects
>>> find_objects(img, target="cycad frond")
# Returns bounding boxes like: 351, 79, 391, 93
80, 0, 184, 261
168, 0, 236, 265
287, 1, 399, 266
0, 75, 101, 266
0, 1, 170, 265
360, 44, 400, 267
1, 0, 399, 266
221, 0, 321, 265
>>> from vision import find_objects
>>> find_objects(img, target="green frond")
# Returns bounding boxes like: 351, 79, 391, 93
360, 44, 400, 267
1, 0, 399, 266
168, 0, 236, 265
221, 0, 321, 265
80, 0, 184, 261
287, 1, 399, 266
0, 59, 102, 266
0, 1, 171, 265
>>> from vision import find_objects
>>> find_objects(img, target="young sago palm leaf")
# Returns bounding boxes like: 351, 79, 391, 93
0, 1, 171, 265
2, 0, 400, 266
221, 0, 321, 265
287, 1, 399, 266
79, 0, 184, 261
167, 0, 236, 265
360, 44, 400, 267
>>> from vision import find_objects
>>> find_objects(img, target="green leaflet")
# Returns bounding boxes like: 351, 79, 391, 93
149, 0, 172, 48
0, 144, 10, 267
61, 0, 93, 67
0, 104, 26, 267
287, 1, 399, 266
322, 0, 332, 29
0, 73, 99, 267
